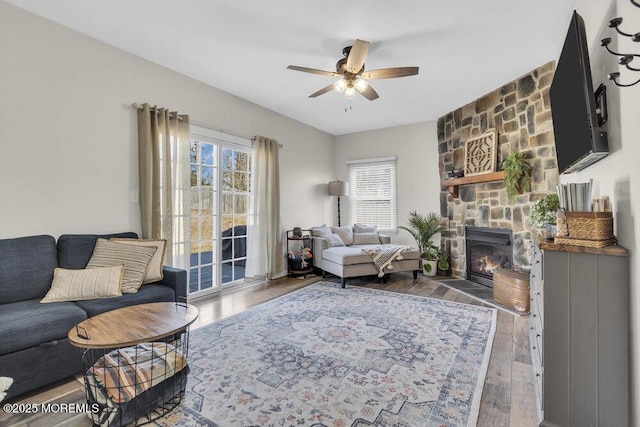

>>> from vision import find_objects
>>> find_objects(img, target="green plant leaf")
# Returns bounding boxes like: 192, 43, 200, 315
398, 211, 444, 256
503, 151, 531, 199
424, 263, 432, 273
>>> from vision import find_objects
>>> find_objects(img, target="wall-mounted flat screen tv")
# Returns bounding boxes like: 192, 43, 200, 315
550, 10, 609, 174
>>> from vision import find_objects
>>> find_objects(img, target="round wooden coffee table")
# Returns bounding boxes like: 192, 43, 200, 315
69, 302, 199, 426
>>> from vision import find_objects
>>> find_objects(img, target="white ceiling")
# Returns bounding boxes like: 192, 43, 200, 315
7, 0, 573, 136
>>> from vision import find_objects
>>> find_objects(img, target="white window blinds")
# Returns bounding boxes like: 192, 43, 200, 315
347, 157, 397, 232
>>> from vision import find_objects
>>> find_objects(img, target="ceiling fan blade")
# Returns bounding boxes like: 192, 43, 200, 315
362, 67, 419, 80
309, 84, 336, 98
345, 39, 369, 73
359, 85, 379, 101
287, 65, 341, 77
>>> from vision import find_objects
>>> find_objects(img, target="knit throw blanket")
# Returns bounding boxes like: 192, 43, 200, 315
88, 342, 187, 404
363, 244, 410, 277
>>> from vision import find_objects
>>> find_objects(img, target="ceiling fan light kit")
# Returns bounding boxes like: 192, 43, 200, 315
287, 39, 419, 102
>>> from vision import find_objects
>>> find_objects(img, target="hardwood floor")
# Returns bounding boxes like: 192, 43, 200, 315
0, 273, 538, 427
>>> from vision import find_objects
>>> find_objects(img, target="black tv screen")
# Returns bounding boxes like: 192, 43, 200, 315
550, 11, 608, 174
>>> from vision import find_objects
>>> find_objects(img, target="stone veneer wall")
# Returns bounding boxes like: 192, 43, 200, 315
438, 61, 559, 278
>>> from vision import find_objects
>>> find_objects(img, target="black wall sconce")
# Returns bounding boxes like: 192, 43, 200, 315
601, 0, 640, 87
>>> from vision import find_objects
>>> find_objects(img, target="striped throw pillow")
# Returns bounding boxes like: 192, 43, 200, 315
110, 238, 167, 284
86, 239, 157, 293
41, 265, 124, 303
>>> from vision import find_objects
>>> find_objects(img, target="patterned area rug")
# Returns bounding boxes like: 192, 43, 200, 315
157, 282, 497, 427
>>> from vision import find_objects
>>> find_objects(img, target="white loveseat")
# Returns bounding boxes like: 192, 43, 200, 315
311, 224, 420, 288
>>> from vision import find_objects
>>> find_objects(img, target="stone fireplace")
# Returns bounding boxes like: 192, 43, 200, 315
465, 226, 513, 287
438, 61, 560, 278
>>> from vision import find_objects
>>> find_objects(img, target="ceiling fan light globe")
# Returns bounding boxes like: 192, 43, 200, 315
334, 79, 347, 93
345, 86, 356, 99
354, 77, 369, 92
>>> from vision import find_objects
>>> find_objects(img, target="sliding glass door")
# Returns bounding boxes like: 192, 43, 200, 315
189, 127, 253, 296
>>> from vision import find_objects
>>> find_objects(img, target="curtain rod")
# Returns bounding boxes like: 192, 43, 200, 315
131, 103, 187, 121
132, 104, 283, 148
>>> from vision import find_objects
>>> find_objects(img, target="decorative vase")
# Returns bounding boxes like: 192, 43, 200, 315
437, 256, 452, 276
422, 259, 437, 277
544, 223, 557, 240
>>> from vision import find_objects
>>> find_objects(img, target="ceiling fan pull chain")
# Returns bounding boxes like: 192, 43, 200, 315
344, 100, 353, 113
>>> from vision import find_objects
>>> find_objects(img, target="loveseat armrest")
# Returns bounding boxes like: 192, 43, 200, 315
312, 237, 329, 268
159, 266, 187, 303
379, 234, 391, 244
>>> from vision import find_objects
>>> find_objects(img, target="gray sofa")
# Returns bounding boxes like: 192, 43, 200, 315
0, 232, 187, 400
312, 226, 420, 287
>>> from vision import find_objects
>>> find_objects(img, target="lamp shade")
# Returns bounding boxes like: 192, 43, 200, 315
328, 181, 349, 197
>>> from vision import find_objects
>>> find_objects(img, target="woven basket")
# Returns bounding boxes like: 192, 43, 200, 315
555, 211, 614, 247
554, 236, 616, 248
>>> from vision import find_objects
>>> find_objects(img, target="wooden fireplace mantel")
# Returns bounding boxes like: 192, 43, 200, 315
441, 171, 505, 197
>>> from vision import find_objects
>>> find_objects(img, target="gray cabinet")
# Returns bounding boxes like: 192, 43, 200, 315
530, 238, 629, 427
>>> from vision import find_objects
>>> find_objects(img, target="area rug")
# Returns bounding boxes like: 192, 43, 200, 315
157, 282, 497, 427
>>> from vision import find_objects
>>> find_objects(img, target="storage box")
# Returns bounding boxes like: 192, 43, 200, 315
555, 211, 615, 248
493, 268, 530, 313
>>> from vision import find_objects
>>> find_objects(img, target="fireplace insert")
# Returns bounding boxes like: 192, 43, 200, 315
465, 226, 513, 287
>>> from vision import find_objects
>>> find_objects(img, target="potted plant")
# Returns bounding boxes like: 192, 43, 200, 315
399, 211, 445, 277
436, 243, 451, 276
422, 245, 439, 276
529, 193, 560, 239
503, 151, 531, 198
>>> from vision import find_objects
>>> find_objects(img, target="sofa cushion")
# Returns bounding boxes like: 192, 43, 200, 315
353, 232, 381, 245
0, 235, 57, 304
73, 284, 176, 317
354, 224, 377, 233
323, 244, 421, 267
330, 226, 354, 246
57, 232, 138, 269
86, 239, 157, 294
311, 225, 344, 247
41, 265, 124, 303
0, 299, 87, 355
110, 238, 167, 284
322, 245, 381, 266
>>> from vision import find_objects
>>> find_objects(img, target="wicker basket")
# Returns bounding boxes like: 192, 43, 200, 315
555, 211, 614, 248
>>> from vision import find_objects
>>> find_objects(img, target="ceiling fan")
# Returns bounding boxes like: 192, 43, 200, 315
287, 39, 419, 101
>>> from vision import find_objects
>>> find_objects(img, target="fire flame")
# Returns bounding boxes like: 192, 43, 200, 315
478, 255, 501, 274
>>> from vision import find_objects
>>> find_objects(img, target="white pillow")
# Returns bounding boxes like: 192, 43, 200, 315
86, 239, 157, 294
354, 224, 378, 233
311, 224, 345, 247
41, 265, 124, 303
353, 232, 381, 245
110, 238, 166, 284
330, 226, 354, 246
311, 225, 332, 237
324, 233, 345, 247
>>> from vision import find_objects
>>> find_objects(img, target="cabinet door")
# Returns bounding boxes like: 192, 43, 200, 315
542, 250, 570, 426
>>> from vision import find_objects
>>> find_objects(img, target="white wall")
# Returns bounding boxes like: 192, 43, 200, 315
566, 0, 640, 424
333, 121, 441, 247
0, 1, 335, 242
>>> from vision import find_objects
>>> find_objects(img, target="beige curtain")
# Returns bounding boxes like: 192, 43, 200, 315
245, 136, 283, 279
137, 103, 190, 265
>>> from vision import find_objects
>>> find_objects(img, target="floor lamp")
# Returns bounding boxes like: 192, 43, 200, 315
328, 181, 349, 226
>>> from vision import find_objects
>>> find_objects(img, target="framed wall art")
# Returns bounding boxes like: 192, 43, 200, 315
464, 129, 498, 177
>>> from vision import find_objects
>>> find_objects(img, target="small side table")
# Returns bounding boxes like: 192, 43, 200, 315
68, 302, 198, 426
286, 230, 313, 278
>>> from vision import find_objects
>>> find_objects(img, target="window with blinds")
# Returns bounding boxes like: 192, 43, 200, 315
347, 157, 397, 232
